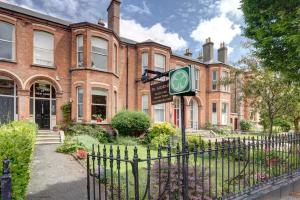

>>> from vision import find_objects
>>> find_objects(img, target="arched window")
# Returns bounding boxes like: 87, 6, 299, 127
33, 31, 54, 66
189, 99, 198, 129
0, 21, 15, 61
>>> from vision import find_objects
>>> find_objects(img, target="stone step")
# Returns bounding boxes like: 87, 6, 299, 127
37, 134, 60, 138
36, 131, 62, 145
36, 137, 61, 141
36, 141, 61, 145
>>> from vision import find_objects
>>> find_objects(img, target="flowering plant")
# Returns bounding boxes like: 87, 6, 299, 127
76, 149, 87, 159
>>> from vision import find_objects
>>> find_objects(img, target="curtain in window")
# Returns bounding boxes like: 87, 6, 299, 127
91, 37, 108, 70
34, 31, 54, 66
154, 103, 165, 122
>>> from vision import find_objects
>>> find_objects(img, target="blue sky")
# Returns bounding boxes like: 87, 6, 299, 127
2, 0, 249, 64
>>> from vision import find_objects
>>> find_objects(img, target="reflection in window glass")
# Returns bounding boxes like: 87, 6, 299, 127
91, 37, 108, 70
77, 35, 83, 67
0, 22, 15, 60
77, 87, 83, 120
91, 88, 107, 120
34, 31, 54, 66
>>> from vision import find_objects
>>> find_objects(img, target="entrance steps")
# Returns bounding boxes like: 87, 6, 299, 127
36, 131, 62, 145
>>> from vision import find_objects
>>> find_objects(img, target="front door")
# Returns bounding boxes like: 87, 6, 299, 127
35, 99, 50, 130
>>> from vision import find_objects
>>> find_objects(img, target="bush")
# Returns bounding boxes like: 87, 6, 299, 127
61, 102, 72, 125
56, 140, 86, 154
0, 121, 37, 200
147, 122, 177, 147
187, 135, 207, 151
240, 120, 252, 131
274, 118, 291, 132
65, 124, 111, 143
111, 110, 151, 136
71, 135, 100, 152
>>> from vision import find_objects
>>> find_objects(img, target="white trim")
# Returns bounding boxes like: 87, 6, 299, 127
0, 14, 16, 21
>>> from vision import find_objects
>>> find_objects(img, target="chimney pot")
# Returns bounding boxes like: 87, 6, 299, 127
184, 48, 192, 57
98, 18, 105, 26
218, 42, 228, 64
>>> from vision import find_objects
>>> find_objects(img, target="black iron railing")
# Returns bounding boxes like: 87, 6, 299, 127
1, 159, 12, 200
87, 134, 300, 200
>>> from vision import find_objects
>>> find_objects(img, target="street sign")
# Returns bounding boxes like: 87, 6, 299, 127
150, 80, 173, 105
169, 66, 196, 96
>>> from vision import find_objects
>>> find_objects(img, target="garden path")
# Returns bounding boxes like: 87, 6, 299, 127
26, 144, 87, 200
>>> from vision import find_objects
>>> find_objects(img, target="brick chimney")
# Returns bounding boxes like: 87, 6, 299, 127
218, 42, 228, 64
107, 0, 121, 35
184, 48, 192, 57
202, 37, 214, 63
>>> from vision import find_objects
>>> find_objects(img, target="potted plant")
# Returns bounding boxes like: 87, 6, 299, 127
93, 114, 103, 123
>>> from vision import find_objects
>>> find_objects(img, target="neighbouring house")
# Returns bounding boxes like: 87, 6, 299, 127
0, 0, 254, 131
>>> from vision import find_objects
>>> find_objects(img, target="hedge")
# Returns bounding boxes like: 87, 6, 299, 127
0, 121, 37, 200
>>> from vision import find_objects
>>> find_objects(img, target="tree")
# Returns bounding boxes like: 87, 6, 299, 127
241, 0, 300, 82
283, 85, 300, 133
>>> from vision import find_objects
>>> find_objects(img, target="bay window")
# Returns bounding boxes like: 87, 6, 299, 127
91, 88, 107, 121
142, 52, 148, 74
34, 31, 54, 66
91, 37, 108, 71
212, 70, 218, 90
77, 87, 83, 121
77, 35, 83, 67
142, 95, 148, 114
154, 54, 166, 80
154, 103, 165, 122
221, 71, 229, 91
0, 21, 15, 61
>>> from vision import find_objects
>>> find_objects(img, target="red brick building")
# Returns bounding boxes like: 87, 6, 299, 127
0, 0, 251, 130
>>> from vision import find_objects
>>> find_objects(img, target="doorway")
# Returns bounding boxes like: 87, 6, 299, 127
35, 99, 50, 130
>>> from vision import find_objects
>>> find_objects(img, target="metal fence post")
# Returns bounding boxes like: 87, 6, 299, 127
1, 159, 12, 200
132, 147, 139, 200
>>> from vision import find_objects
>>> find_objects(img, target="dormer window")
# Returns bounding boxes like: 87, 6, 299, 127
77, 35, 83, 67
0, 21, 15, 61
33, 31, 54, 67
91, 37, 108, 71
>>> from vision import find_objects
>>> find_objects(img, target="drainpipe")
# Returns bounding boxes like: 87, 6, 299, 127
126, 45, 129, 109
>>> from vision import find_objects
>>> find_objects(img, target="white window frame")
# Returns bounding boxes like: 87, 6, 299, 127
77, 35, 83, 68
194, 68, 200, 91
190, 99, 199, 129
173, 98, 181, 128
142, 52, 148, 74
91, 88, 107, 122
212, 102, 217, 125
221, 71, 229, 92
77, 87, 83, 121
154, 54, 166, 80
221, 102, 228, 125
33, 31, 54, 67
142, 94, 148, 114
91, 37, 108, 71
0, 22, 15, 61
154, 103, 165, 122
212, 70, 218, 91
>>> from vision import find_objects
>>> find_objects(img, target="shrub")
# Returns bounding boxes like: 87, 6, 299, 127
147, 122, 177, 147
61, 102, 72, 125
56, 140, 86, 154
113, 136, 139, 146
274, 118, 291, 132
240, 120, 252, 131
65, 124, 111, 143
111, 110, 151, 136
0, 121, 37, 200
187, 135, 207, 151
71, 135, 100, 152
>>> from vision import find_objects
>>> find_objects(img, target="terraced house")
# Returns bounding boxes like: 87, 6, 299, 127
0, 0, 253, 131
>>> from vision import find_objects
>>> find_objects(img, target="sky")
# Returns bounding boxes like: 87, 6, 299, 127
1, 0, 249, 64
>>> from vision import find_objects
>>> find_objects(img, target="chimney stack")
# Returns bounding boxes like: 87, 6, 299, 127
202, 37, 214, 63
197, 52, 203, 62
184, 48, 192, 57
107, 0, 121, 35
218, 42, 228, 64
98, 18, 105, 27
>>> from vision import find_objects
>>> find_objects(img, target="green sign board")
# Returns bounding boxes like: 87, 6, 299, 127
169, 66, 195, 96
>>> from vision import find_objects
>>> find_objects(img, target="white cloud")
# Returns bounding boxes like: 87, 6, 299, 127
124, 1, 151, 15
218, 0, 243, 18
120, 19, 187, 51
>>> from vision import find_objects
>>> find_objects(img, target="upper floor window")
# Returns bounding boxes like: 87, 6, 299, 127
34, 31, 54, 67
154, 54, 166, 80
0, 21, 15, 61
113, 44, 118, 74
212, 70, 218, 91
91, 37, 108, 71
142, 94, 148, 114
142, 52, 148, 74
77, 35, 83, 67
194, 68, 200, 90
221, 71, 229, 91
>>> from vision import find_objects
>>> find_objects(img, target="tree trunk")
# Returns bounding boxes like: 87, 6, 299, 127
294, 118, 300, 133
269, 118, 273, 137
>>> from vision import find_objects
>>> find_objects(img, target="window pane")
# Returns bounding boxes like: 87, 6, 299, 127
213, 71, 217, 80
30, 98, 33, 115
34, 31, 54, 50
51, 86, 56, 98
92, 95, 106, 104
154, 103, 165, 122
92, 105, 106, 119
77, 35, 83, 51
142, 53, 148, 71
34, 48, 53, 66
142, 95, 148, 113
92, 53, 107, 70
154, 54, 165, 69
35, 83, 51, 98
0, 40, 13, 60
114, 44, 118, 73
91, 37, 107, 54
212, 103, 217, 113
77, 87, 83, 103
78, 52, 83, 67
0, 96, 14, 124
0, 22, 14, 41
0, 79, 14, 95
78, 104, 83, 118
51, 100, 56, 115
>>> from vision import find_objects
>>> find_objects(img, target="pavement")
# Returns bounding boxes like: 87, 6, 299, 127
26, 144, 87, 200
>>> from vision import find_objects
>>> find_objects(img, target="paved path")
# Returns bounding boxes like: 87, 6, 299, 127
26, 145, 87, 200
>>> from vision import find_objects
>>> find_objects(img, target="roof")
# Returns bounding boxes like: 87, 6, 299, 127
0, 1, 71, 26
171, 53, 205, 64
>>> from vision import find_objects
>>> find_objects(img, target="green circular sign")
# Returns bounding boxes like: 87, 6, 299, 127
170, 69, 189, 92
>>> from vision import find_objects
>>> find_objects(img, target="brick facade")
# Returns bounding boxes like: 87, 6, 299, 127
0, 1, 251, 130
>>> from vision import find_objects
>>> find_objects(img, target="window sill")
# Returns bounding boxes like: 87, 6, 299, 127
31, 64, 56, 70
0, 59, 17, 64
70, 67, 119, 78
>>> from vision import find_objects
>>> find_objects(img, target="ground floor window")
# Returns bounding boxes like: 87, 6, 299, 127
77, 87, 83, 121
173, 98, 180, 128
91, 88, 107, 121
0, 77, 17, 124
190, 99, 198, 129
154, 103, 165, 122
142, 94, 148, 114
212, 102, 217, 125
222, 102, 228, 125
